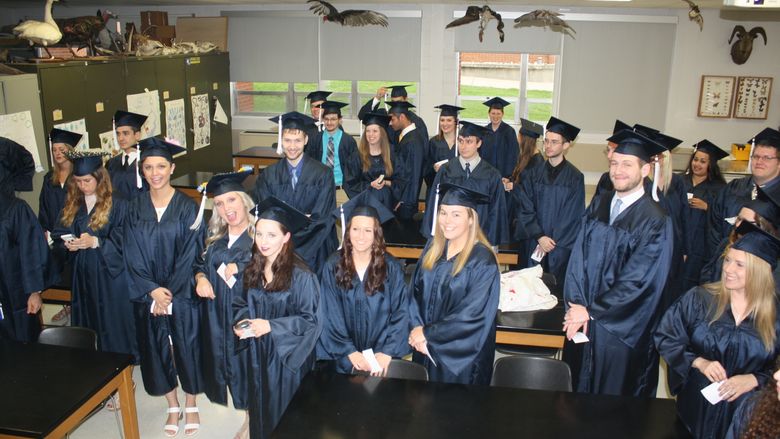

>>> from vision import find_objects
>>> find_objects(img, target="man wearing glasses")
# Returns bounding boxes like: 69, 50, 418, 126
305, 100, 357, 204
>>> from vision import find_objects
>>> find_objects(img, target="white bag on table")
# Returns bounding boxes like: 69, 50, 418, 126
499, 265, 558, 312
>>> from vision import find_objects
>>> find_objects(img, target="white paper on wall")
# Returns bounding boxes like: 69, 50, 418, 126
0, 110, 44, 172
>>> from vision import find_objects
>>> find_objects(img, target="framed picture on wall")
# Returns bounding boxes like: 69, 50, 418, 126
734, 76, 773, 120
697, 75, 735, 118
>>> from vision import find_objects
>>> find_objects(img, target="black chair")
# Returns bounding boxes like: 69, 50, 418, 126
490, 355, 572, 392
38, 326, 97, 350
351, 359, 429, 381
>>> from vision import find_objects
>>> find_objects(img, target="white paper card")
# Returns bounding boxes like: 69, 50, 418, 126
239, 328, 256, 339
572, 332, 590, 344
531, 245, 545, 263
150, 300, 173, 315
434, 159, 448, 168
214, 98, 228, 124
362, 348, 383, 374
217, 263, 237, 288
700, 381, 724, 405
687, 193, 694, 200
0, 111, 44, 172
725, 216, 737, 226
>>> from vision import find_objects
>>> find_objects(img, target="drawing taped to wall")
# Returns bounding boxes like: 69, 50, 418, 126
191, 93, 211, 150
127, 89, 162, 138
165, 98, 187, 149
0, 110, 44, 172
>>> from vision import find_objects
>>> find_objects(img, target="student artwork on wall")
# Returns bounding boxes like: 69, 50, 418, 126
191, 93, 211, 150
54, 118, 89, 150
734, 76, 772, 120
98, 130, 116, 153
0, 110, 44, 172
127, 89, 162, 138
697, 75, 735, 118
165, 99, 187, 149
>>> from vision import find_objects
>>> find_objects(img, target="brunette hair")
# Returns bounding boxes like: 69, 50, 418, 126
357, 126, 393, 177
60, 167, 113, 231
684, 149, 726, 185
510, 133, 540, 183
740, 358, 780, 439
243, 219, 303, 292
335, 216, 387, 295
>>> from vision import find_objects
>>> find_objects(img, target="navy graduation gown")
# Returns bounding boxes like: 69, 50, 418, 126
253, 156, 338, 273
655, 287, 780, 438
123, 190, 205, 396
194, 231, 253, 409
409, 243, 500, 385
316, 253, 410, 373
105, 153, 149, 200
480, 122, 519, 179
592, 172, 612, 202
0, 196, 47, 342
506, 153, 544, 243
428, 136, 456, 166
38, 170, 68, 287
680, 176, 725, 292
342, 152, 395, 210
52, 197, 137, 360
232, 264, 321, 439
564, 191, 673, 397
304, 129, 358, 186
706, 176, 755, 262
420, 158, 509, 246
391, 127, 427, 220
655, 174, 689, 310
516, 159, 585, 286
358, 99, 429, 145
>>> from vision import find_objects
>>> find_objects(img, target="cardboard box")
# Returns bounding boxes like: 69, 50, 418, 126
140, 11, 169, 31
147, 25, 176, 45
175, 17, 228, 50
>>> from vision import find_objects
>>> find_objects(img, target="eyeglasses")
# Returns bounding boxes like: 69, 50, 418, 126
750, 155, 779, 162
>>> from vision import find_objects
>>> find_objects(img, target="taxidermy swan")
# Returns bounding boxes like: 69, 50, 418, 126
13, 0, 63, 59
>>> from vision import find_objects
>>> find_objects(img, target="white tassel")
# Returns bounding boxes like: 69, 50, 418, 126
455, 125, 459, 157
747, 138, 755, 174
652, 159, 660, 202
189, 182, 208, 230
318, 111, 323, 132
383, 91, 389, 111
48, 136, 55, 168
136, 153, 142, 189
112, 118, 119, 154
303, 99, 309, 116
435, 111, 440, 135
430, 184, 440, 236
360, 122, 364, 138
338, 206, 345, 250
276, 113, 284, 156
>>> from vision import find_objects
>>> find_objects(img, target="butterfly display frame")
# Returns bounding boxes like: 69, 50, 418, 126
734, 76, 773, 120
697, 75, 736, 118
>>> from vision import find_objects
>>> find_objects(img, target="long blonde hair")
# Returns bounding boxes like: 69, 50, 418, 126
50, 142, 74, 185
421, 207, 497, 275
60, 167, 113, 231
358, 127, 393, 177
204, 191, 256, 251
705, 248, 777, 351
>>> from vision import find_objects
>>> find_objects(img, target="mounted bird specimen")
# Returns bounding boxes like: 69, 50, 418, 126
446, 5, 505, 43
681, 0, 703, 31
12, 0, 62, 59
56, 9, 117, 56
307, 0, 388, 27
728, 26, 767, 65
514, 10, 575, 36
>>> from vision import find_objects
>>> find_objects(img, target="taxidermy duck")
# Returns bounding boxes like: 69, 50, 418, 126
308, 0, 389, 27
446, 5, 505, 43
57, 9, 117, 56
13, 0, 62, 59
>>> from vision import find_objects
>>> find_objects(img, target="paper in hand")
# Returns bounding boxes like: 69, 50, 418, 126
531, 245, 545, 263
149, 300, 173, 315
700, 381, 724, 405
572, 331, 590, 344
239, 328, 256, 339
217, 263, 237, 288
420, 343, 437, 367
362, 348, 383, 374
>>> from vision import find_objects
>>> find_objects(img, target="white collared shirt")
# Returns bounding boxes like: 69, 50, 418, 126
123, 150, 138, 166
400, 123, 417, 140
458, 155, 481, 171
610, 186, 645, 219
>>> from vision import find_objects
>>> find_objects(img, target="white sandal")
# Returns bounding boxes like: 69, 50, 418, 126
164, 406, 182, 438
183, 407, 200, 437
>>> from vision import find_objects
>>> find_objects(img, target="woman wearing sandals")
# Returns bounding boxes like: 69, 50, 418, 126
124, 137, 205, 437
233, 196, 321, 439
193, 168, 254, 439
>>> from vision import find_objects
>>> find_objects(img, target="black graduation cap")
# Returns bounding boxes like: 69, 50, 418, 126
305, 90, 332, 103
205, 166, 253, 197
458, 121, 491, 141
633, 123, 660, 138
65, 150, 109, 176
651, 132, 683, 151
114, 110, 147, 131
254, 196, 310, 234
435, 104, 464, 118
138, 137, 186, 162
520, 118, 544, 139
269, 111, 317, 131
49, 128, 82, 147
386, 101, 416, 116
613, 119, 631, 135
338, 190, 395, 224
693, 139, 729, 161
607, 129, 667, 162
750, 127, 780, 148
439, 183, 490, 210
482, 97, 511, 110
0, 136, 35, 193
732, 221, 780, 269
320, 101, 348, 117
361, 111, 391, 128
546, 116, 580, 142
386, 85, 410, 98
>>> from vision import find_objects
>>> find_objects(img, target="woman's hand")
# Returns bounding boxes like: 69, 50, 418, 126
719, 374, 758, 402
374, 353, 392, 377
538, 236, 556, 253
27, 292, 42, 314
563, 302, 589, 340
693, 357, 728, 383
370, 176, 384, 190
249, 319, 271, 337
224, 263, 239, 280
195, 274, 215, 299
348, 352, 371, 372
150, 287, 173, 315
688, 197, 708, 211
66, 233, 98, 251
502, 177, 513, 192
408, 326, 427, 352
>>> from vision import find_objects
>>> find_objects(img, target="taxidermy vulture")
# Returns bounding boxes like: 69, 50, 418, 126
307, 0, 388, 27
728, 26, 767, 65
681, 0, 703, 31
12, 0, 62, 59
57, 9, 117, 55
514, 10, 575, 35
446, 6, 505, 43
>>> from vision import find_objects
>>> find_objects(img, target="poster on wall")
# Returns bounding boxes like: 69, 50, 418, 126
98, 130, 116, 154
191, 93, 211, 150
0, 111, 44, 172
127, 89, 161, 138
165, 99, 187, 149
54, 118, 89, 150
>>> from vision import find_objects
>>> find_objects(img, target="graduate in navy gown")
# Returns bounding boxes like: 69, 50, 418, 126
123, 137, 205, 437
52, 150, 137, 361
0, 137, 46, 342
409, 184, 500, 385
591, 120, 633, 200
105, 111, 149, 199
192, 168, 255, 439
725, 360, 780, 439
479, 97, 519, 179
233, 197, 321, 439
421, 121, 509, 246
428, 104, 464, 170
304, 100, 358, 192
563, 129, 672, 397
343, 111, 396, 210
357, 85, 429, 145
680, 140, 728, 292
516, 116, 584, 286
317, 191, 410, 374
655, 222, 780, 439
303, 90, 331, 140
387, 101, 428, 220
505, 118, 544, 248
253, 111, 338, 274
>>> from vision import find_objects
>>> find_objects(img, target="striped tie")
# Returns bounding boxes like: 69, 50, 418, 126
326, 136, 335, 169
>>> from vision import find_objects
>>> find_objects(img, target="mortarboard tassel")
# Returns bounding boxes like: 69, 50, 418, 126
276, 113, 284, 156
435, 110, 440, 135
189, 182, 208, 230
430, 184, 440, 236
360, 122, 364, 138
750, 138, 757, 200
338, 205, 345, 250
455, 124, 459, 157
652, 157, 660, 202
48, 136, 55, 168
136, 153, 142, 189
112, 118, 119, 154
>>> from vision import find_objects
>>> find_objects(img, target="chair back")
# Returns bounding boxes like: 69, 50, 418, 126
491, 356, 572, 392
38, 326, 98, 351
385, 359, 428, 381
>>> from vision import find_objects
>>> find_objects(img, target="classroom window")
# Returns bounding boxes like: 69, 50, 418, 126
456, 52, 557, 126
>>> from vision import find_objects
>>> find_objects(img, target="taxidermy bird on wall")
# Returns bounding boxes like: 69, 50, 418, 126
57, 9, 117, 55
446, 5, 505, 43
681, 0, 703, 31
12, 0, 62, 59
728, 26, 767, 65
308, 0, 389, 27
514, 10, 575, 36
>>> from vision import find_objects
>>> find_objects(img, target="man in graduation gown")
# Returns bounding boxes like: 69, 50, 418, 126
105, 110, 149, 199
706, 127, 780, 264
563, 129, 673, 397
358, 85, 429, 145
421, 121, 509, 246
387, 101, 428, 221
516, 116, 584, 287
254, 111, 338, 273
304, 100, 358, 202
0, 137, 46, 342
591, 121, 659, 203
304, 90, 331, 139
479, 97, 519, 179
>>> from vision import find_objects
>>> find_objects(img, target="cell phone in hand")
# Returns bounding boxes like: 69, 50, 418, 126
377, 174, 385, 184
61, 234, 76, 242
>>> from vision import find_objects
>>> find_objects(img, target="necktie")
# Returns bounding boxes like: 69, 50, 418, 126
326, 136, 335, 169
465, 162, 471, 179
609, 198, 623, 225
123, 154, 129, 169
291, 168, 298, 190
